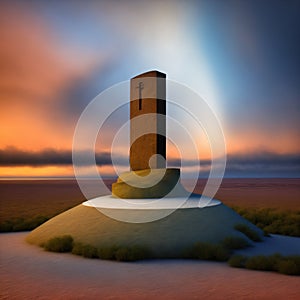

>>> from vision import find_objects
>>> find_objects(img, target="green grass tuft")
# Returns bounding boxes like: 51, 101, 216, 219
184, 242, 230, 261
43, 238, 152, 261
231, 207, 300, 237
228, 254, 300, 276
72, 243, 99, 258
222, 236, 250, 250
228, 255, 247, 268
42, 235, 152, 261
234, 224, 262, 242
98, 245, 152, 261
245, 254, 281, 271
277, 257, 300, 275
44, 235, 73, 252
98, 246, 119, 260
0, 216, 49, 232
114, 245, 152, 261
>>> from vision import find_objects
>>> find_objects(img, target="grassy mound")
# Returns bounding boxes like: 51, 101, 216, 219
26, 203, 263, 258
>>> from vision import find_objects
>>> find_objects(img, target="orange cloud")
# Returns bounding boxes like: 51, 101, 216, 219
0, 165, 118, 179
226, 127, 300, 155
0, 166, 74, 178
1, 7, 66, 103
0, 3, 108, 152
0, 3, 105, 104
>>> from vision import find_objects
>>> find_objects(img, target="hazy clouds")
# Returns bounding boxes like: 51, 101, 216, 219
1, 147, 299, 177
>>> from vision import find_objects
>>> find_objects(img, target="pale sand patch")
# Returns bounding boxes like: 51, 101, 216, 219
236, 234, 300, 257
1, 233, 299, 300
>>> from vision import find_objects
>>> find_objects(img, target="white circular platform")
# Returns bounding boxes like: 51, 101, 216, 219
83, 195, 221, 210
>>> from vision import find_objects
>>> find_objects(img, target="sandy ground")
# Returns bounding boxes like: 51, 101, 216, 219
236, 234, 300, 257
0, 233, 299, 300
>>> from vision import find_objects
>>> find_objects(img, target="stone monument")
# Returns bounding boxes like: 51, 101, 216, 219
130, 70, 166, 170
112, 70, 187, 199
27, 71, 263, 259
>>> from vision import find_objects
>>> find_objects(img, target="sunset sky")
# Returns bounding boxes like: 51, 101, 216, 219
0, 0, 299, 178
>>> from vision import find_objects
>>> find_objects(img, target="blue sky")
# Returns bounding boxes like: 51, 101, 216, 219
0, 0, 299, 177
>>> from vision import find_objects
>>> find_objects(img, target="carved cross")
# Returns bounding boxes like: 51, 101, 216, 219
137, 82, 144, 110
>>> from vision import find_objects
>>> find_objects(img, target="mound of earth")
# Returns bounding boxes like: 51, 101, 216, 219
26, 202, 263, 257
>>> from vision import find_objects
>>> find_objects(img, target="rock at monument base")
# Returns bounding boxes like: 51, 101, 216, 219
26, 203, 263, 258
112, 168, 189, 199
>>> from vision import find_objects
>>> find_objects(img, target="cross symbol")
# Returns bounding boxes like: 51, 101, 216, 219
136, 82, 144, 110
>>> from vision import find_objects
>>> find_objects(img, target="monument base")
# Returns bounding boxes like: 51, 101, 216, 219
112, 168, 189, 199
